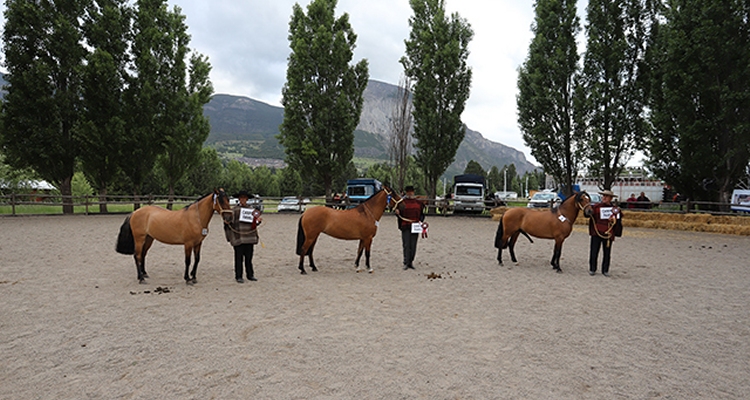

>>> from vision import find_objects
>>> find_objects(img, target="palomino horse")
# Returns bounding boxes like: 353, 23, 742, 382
116, 188, 233, 283
494, 191, 592, 272
295, 186, 400, 274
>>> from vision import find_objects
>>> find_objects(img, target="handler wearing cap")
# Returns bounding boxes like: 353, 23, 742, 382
395, 185, 425, 270
588, 190, 622, 277
224, 190, 262, 283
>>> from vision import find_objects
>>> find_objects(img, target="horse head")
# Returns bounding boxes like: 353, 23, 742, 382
382, 185, 402, 210
577, 191, 593, 218
213, 188, 233, 223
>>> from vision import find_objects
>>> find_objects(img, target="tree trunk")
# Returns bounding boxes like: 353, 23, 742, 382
98, 187, 108, 213
60, 177, 74, 214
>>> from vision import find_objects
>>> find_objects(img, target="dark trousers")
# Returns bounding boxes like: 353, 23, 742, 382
589, 235, 612, 273
401, 229, 419, 267
234, 243, 255, 279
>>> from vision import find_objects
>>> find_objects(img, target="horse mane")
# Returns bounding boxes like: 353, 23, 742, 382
353, 188, 385, 214
550, 191, 585, 213
183, 190, 220, 211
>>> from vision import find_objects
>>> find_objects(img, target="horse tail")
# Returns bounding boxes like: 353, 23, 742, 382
494, 217, 504, 249
116, 216, 135, 255
519, 230, 534, 243
295, 216, 305, 256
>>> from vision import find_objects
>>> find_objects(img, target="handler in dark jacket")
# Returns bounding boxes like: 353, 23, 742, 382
588, 190, 622, 277
224, 190, 262, 283
395, 185, 425, 270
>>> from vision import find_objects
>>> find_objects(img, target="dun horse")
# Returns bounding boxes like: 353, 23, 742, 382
116, 188, 233, 283
295, 187, 399, 274
494, 192, 592, 272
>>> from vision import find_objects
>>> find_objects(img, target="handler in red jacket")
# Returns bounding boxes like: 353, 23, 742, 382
588, 190, 622, 277
395, 185, 425, 270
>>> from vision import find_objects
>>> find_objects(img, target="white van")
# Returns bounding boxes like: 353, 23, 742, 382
731, 189, 750, 213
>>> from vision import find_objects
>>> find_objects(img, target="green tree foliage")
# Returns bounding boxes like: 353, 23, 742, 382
250, 166, 280, 197
517, 0, 581, 197
278, 0, 369, 201
1, 0, 89, 213
486, 166, 502, 193
401, 0, 473, 201
221, 159, 254, 197
463, 160, 485, 177
278, 167, 303, 196
178, 147, 223, 195
79, 0, 131, 212
575, 0, 649, 190
644, 0, 750, 204
130, 1, 212, 208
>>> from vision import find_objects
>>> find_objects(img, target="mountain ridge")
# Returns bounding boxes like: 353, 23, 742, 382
205, 79, 538, 177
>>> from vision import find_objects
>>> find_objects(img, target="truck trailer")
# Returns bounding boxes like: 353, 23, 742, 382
452, 174, 486, 213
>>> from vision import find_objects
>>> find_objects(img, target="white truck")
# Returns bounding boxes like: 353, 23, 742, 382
452, 174, 486, 213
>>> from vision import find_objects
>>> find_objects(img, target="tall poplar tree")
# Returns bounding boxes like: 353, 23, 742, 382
400, 0, 473, 201
645, 0, 750, 204
278, 0, 369, 200
517, 0, 581, 196
80, 0, 131, 212
389, 75, 413, 192
575, 0, 649, 190
1, 0, 89, 214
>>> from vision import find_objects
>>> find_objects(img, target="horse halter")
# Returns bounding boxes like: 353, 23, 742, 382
213, 190, 233, 219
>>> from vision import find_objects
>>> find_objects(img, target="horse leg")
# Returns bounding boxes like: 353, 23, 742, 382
355, 241, 365, 272
298, 254, 307, 275
551, 240, 563, 273
365, 241, 373, 273
307, 239, 318, 272
133, 236, 151, 283
494, 219, 504, 265
184, 245, 194, 284
141, 236, 154, 279
189, 243, 202, 284
509, 232, 521, 263
299, 239, 318, 274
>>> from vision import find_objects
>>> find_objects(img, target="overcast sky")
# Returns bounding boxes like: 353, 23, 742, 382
1, 0, 591, 165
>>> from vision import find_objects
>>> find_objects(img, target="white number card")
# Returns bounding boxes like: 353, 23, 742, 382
599, 207, 613, 219
411, 222, 423, 233
239, 208, 255, 223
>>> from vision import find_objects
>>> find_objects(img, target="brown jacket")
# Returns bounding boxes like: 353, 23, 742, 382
224, 206, 260, 246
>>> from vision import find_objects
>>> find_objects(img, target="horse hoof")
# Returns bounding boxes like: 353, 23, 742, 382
555, 268, 563, 273
138, 280, 147, 284
191, 278, 197, 284
186, 280, 195, 285
355, 268, 362, 273
311, 267, 318, 272
300, 270, 307, 275
367, 268, 373, 274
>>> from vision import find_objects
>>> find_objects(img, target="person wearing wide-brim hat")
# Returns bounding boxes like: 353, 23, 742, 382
587, 189, 622, 277
224, 189, 261, 283
395, 185, 426, 270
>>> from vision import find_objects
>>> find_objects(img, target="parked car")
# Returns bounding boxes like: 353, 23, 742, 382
587, 192, 602, 204
527, 191, 561, 208
277, 196, 305, 213
229, 194, 264, 212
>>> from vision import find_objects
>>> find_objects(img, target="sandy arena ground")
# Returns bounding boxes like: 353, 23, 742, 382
1, 211, 748, 399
